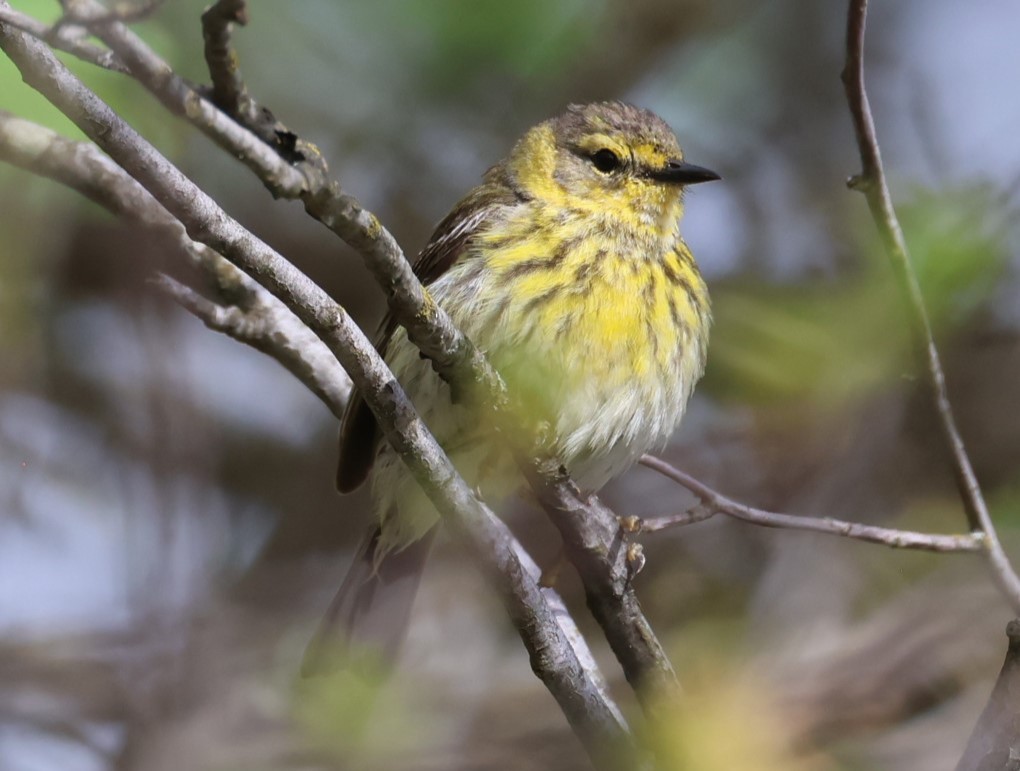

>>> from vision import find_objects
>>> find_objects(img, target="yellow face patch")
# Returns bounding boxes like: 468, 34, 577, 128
632, 142, 676, 171
504, 123, 685, 244
572, 133, 628, 159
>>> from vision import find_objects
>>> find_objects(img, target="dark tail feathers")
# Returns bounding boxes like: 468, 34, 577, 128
301, 525, 434, 677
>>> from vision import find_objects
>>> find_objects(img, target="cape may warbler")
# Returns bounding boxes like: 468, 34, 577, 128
306, 101, 718, 667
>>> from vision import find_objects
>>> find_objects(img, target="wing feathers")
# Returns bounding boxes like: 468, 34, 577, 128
335, 184, 518, 491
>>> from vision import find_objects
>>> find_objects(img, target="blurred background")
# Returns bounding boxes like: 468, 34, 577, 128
2, 0, 1020, 768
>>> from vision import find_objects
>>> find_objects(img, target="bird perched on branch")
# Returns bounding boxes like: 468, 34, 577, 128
304, 101, 718, 672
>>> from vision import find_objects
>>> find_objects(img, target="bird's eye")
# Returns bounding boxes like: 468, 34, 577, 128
590, 148, 621, 173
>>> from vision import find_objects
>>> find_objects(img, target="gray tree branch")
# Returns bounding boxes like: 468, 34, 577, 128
0, 109, 626, 755
0, 16, 633, 767
0, 109, 352, 421
61, 0, 680, 706
841, 3, 1020, 765
639, 454, 983, 553
0, 5, 125, 72
841, 0, 1020, 611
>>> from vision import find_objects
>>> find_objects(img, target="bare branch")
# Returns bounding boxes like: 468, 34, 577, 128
156, 274, 352, 421
55, 0, 167, 30
0, 108, 156, 220
29, 0, 679, 715
202, 0, 250, 114
0, 105, 628, 747
59, 0, 310, 196
184, 0, 680, 706
0, 19, 633, 762
510, 538, 631, 735
0, 6, 126, 72
841, 0, 1020, 609
635, 504, 716, 533
639, 455, 983, 554
0, 110, 352, 420
200, 0, 305, 167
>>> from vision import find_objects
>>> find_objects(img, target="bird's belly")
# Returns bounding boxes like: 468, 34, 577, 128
372, 253, 706, 552
539, 336, 690, 490
485, 279, 701, 491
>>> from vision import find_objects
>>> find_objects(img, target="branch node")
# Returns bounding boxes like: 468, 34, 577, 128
625, 543, 646, 578
846, 173, 870, 191
619, 515, 642, 534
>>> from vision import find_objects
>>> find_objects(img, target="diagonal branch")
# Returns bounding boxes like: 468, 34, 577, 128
0, 5, 126, 72
0, 19, 633, 764
0, 109, 626, 746
841, 0, 1020, 610
59, 0, 311, 196
58, 0, 679, 705
0, 109, 352, 420
195, 0, 679, 705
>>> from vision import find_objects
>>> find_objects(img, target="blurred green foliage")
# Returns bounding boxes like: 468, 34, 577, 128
404, 0, 603, 87
0, 0, 187, 151
904, 185, 1012, 327
705, 184, 1009, 409
648, 646, 824, 771
0, 1, 192, 362
294, 662, 430, 765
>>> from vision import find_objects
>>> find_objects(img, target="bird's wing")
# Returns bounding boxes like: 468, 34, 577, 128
336, 184, 520, 493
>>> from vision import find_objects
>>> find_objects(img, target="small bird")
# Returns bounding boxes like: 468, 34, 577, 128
304, 101, 718, 672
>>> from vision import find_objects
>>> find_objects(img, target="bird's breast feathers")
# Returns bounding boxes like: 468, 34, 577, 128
389, 225, 709, 491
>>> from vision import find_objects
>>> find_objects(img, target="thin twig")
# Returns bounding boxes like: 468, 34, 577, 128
841, 0, 1020, 608
0, 6, 125, 72
54, 0, 167, 31
637, 503, 716, 533
200, 0, 306, 165
60, 0, 310, 196
202, 0, 250, 113
639, 455, 983, 553
0, 21, 633, 764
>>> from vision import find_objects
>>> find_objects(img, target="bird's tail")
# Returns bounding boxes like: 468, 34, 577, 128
301, 524, 435, 677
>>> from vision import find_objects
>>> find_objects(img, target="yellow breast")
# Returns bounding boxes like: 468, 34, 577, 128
445, 221, 710, 489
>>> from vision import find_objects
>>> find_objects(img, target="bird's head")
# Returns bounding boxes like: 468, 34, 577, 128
505, 101, 719, 239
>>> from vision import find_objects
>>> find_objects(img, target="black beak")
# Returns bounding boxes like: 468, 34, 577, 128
647, 160, 721, 185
